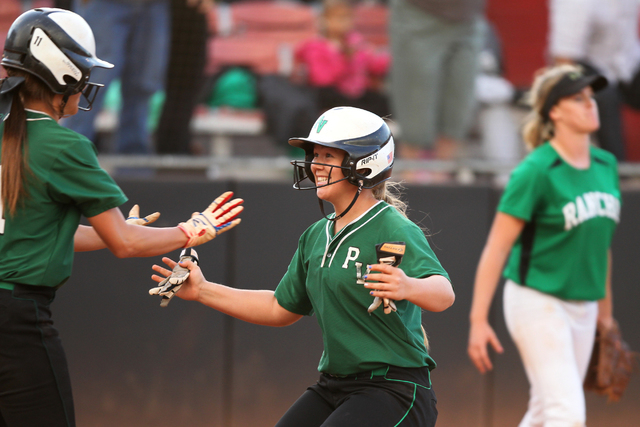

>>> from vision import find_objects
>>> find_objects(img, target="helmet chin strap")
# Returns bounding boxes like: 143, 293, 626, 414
319, 181, 364, 222
58, 93, 70, 119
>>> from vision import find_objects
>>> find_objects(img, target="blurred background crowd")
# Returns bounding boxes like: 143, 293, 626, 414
3, 0, 640, 184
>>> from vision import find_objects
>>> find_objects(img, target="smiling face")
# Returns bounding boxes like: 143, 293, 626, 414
310, 145, 353, 203
549, 86, 600, 134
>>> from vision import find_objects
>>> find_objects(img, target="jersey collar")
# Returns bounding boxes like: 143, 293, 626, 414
25, 109, 54, 121
321, 201, 390, 268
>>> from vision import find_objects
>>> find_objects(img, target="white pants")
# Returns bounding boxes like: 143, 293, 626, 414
503, 280, 598, 427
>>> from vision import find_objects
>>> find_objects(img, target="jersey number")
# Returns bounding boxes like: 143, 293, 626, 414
0, 166, 4, 234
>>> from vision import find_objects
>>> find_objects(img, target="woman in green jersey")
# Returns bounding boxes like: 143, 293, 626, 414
0, 9, 242, 427
467, 65, 620, 426
152, 106, 455, 426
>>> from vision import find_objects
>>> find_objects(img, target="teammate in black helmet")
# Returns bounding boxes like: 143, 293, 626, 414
0, 9, 242, 427
1, 6, 114, 115
152, 107, 455, 427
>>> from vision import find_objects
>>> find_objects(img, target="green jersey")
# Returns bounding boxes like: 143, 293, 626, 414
275, 201, 450, 376
498, 142, 620, 301
0, 110, 127, 290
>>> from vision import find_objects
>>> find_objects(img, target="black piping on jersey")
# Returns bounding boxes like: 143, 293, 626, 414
519, 217, 537, 286
550, 153, 609, 169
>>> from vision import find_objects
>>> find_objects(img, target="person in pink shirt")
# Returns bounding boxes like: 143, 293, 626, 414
293, 0, 390, 116
259, 0, 390, 153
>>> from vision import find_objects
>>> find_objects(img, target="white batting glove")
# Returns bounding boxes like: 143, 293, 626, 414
125, 204, 160, 226
367, 242, 405, 315
178, 191, 243, 248
369, 255, 398, 314
149, 248, 199, 307
368, 295, 397, 314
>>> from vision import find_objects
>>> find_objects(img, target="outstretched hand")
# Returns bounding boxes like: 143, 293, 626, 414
468, 320, 504, 374
150, 249, 205, 306
177, 191, 243, 248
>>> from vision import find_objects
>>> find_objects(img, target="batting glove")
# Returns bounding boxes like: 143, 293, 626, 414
126, 204, 160, 226
178, 191, 243, 248
149, 248, 199, 307
367, 242, 405, 315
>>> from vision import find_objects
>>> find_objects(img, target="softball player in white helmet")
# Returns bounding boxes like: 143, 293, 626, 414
153, 107, 455, 426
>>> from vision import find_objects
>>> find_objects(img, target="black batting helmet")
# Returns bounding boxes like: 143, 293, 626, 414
2, 8, 113, 110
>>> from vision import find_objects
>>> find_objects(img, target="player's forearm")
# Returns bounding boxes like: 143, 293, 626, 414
469, 244, 509, 323
598, 250, 614, 327
470, 213, 523, 323
406, 275, 455, 312
196, 283, 302, 327
116, 226, 187, 257
75, 224, 112, 251
98, 225, 186, 258
87, 208, 188, 257
79, 223, 186, 256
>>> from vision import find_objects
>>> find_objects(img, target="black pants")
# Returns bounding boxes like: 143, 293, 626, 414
275, 366, 437, 427
0, 286, 75, 427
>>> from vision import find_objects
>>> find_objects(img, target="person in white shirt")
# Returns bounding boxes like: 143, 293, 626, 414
549, 0, 640, 161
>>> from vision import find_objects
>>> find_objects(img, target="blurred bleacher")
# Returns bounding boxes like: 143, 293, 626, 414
3, 0, 640, 184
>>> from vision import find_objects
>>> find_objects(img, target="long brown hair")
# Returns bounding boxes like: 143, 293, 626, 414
522, 64, 582, 150
1, 68, 54, 216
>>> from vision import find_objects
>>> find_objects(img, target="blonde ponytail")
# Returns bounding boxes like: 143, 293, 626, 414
372, 180, 408, 218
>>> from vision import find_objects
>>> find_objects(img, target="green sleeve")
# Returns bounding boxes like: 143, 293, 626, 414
400, 222, 450, 283
498, 160, 544, 221
48, 139, 127, 217
274, 236, 314, 316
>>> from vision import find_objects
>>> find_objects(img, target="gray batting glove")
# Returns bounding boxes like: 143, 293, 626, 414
149, 248, 199, 307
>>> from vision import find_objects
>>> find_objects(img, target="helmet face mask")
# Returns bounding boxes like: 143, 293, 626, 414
289, 107, 395, 191
77, 81, 103, 111
2, 8, 113, 106
291, 158, 352, 190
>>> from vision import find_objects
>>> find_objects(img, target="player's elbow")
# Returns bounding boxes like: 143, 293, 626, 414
108, 241, 139, 258
274, 314, 303, 327
442, 290, 456, 311
110, 247, 134, 258
428, 276, 455, 312
429, 293, 455, 313
270, 305, 303, 327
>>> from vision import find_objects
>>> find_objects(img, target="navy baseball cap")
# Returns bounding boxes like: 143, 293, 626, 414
540, 71, 608, 122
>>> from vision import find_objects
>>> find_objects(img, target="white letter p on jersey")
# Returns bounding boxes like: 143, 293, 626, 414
342, 247, 360, 268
